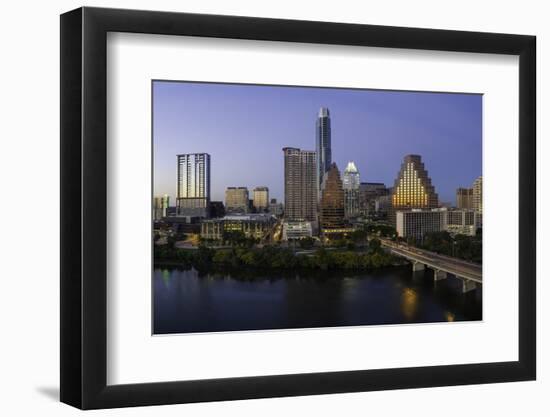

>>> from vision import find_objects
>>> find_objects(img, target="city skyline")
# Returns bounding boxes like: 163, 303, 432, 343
153, 81, 482, 204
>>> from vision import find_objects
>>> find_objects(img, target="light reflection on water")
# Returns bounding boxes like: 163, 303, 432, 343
153, 265, 482, 334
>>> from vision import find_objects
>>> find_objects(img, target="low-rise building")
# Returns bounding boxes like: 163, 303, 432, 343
396, 208, 482, 239
282, 221, 313, 240
200, 214, 276, 241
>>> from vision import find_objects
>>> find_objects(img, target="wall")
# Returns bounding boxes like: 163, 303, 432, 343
0, 0, 546, 415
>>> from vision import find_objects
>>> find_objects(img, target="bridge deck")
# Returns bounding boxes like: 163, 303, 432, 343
381, 240, 482, 283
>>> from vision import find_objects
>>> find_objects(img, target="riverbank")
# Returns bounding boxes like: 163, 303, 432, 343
154, 244, 406, 273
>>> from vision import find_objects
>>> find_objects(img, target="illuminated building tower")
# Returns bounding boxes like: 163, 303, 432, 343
391, 154, 438, 213
456, 187, 474, 209
283, 147, 318, 222
176, 153, 210, 217
473, 176, 483, 212
252, 186, 269, 212
320, 163, 346, 230
316, 107, 332, 196
342, 161, 360, 218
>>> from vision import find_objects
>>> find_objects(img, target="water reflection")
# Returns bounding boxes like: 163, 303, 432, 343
401, 288, 418, 321
153, 265, 482, 334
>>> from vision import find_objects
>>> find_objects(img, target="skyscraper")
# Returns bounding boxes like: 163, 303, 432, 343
391, 155, 439, 210
316, 107, 332, 195
456, 187, 474, 209
473, 176, 483, 212
283, 147, 318, 222
225, 187, 249, 213
342, 161, 360, 218
176, 153, 210, 217
320, 163, 345, 231
252, 186, 269, 211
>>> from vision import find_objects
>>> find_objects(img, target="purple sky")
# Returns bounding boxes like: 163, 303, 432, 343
153, 81, 482, 205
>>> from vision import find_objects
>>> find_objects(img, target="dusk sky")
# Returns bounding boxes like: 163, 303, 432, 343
153, 81, 482, 205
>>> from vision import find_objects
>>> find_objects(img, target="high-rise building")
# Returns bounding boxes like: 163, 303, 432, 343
320, 163, 345, 231
359, 182, 388, 215
316, 107, 332, 195
456, 187, 474, 209
153, 194, 170, 221
252, 186, 269, 212
473, 176, 483, 212
391, 155, 439, 210
225, 187, 249, 213
342, 161, 360, 218
176, 153, 210, 217
283, 147, 318, 222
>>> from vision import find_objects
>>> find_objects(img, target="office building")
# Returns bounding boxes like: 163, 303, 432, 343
473, 176, 483, 212
268, 198, 284, 217
176, 153, 210, 217
359, 182, 388, 215
253, 186, 269, 212
282, 221, 313, 240
316, 107, 332, 195
395, 208, 447, 240
153, 194, 170, 221
391, 155, 438, 213
208, 201, 225, 218
396, 208, 482, 240
225, 187, 249, 213
320, 163, 346, 232
343, 161, 360, 218
456, 187, 474, 209
200, 214, 276, 241
283, 147, 318, 222
447, 209, 482, 236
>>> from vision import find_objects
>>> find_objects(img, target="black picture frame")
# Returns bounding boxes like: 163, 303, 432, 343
60, 6, 536, 410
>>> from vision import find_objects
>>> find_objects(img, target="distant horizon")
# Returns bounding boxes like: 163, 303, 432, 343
153, 81, 482, 206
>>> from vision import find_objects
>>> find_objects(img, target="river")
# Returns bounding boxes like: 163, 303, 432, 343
153, 265, 482, 334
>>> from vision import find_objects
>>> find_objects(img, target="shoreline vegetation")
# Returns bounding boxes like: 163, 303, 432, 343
154, 239, 404, 273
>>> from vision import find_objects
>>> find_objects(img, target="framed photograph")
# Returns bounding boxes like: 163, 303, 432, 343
60, 7, 536, 409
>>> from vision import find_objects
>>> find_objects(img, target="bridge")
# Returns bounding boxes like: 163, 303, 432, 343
380, 239, 482, 293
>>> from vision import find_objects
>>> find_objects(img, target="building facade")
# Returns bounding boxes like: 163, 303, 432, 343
283, 147, 318, 222
320, 163, 346, 232
316, 107, 332, 196
268, 198, 284, 217
396, 208, 482, 239
282, 221, 313, 240
359, 182, 388, 215
225, 187, 249, 213
252, 186, 269, 212
395, 208, 447, 240
446, 209, 482, 236
473, 176, 483, 212
200, 214, 276, 241
343, 161, 360, 218
176, 153, 211, 217
391, 155, 439, 225
153, 194, 170, 221
456, 187, 474, 209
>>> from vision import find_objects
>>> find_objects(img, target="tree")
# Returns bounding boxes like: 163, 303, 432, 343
298, 236, 315, 249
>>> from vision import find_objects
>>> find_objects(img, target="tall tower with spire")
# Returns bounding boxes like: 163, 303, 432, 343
316, 107, 332, 196
343, 161, 360, 218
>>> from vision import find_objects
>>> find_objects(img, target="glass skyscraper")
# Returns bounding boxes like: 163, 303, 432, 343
176, 153, 211, 217
316, 107, 332, 196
